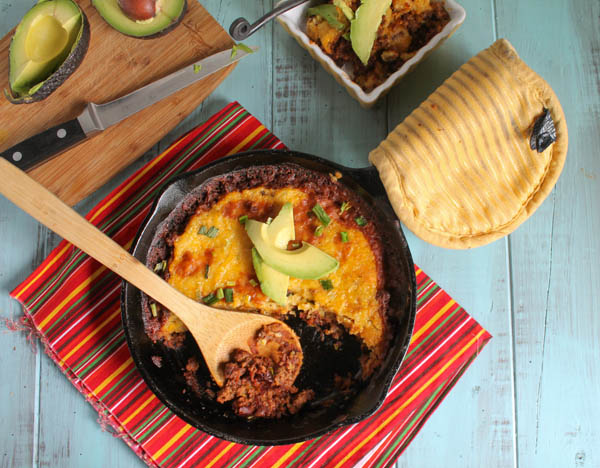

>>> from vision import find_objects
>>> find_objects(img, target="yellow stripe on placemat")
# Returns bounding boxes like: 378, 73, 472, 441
122, 394, 156, 426
89, 141, 183, 223
37, 266, 107, 330
93, 357, 133, 396
271, 443, 304, 468
153, 424, 193, 460
410, 299, 455, 344
415, 268, 422, 276
15, 243, 72, 300
333, 329, 486, 468
204, 442, 236, 468
59, 307, 121, 365
226, 125, 265, 156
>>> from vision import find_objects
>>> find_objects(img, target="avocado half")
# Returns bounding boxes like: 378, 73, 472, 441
7, 0, 90, 104
92, 0, 187, 38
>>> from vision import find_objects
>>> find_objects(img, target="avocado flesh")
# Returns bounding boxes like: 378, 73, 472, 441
252, 248, 289, 306
267, 202, 295, 249
333, 0, 354, 21
246, 220, 339, 280
9, 0, 83, 98
252, 203, 295, 305
350, 0, 392, 65
92, 0, 186, 37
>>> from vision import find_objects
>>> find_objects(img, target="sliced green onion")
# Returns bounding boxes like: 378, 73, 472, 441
340, 231, 349, 242
320, 279, 334, 290
150, 303, 158, 317
226, 281, 236, 287
193, 63, 202, 74
202, 293, 218, 305
231, 43, 254, 58
224, 288, 234, 303
236, 43, 254, 54
249, 279, 258, 287
291, 242, 301, 249
153, 260, 166, 273
198, 225, 219, 238
312, 203, 331, 226
206, 226, 219, 238
315, 225, 324, 237
239, 215, 248, 225
307, 5, 346, 31
340, 201, 350, 214
216, 288, 224, 300
204, 264, 210, 279
266, 217, 273, 225
355, 216, 368, 226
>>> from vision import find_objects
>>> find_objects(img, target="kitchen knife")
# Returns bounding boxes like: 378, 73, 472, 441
0, 45, 257, 171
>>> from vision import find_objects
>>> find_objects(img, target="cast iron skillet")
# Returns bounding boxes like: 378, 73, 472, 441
121, 149, 417, 445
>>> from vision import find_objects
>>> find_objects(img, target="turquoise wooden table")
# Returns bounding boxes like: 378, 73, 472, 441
1, 0, 598, 467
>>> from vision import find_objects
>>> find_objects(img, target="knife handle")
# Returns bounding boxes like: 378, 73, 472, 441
0, 119, 86, 171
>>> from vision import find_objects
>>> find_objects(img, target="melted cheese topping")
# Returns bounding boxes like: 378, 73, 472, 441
165, 187, 383, 349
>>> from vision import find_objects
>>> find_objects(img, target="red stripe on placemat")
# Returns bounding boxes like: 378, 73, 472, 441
10, 102, 491, 468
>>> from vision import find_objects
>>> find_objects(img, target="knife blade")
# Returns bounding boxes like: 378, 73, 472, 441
0, 45, 257, 171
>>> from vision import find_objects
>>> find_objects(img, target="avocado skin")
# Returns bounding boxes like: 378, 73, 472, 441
6, 9, 90, 105
94, 0, 187, 39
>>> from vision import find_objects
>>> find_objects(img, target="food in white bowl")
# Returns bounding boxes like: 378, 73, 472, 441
278, 0, 466, 107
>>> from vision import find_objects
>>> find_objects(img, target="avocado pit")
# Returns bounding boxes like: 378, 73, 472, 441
93, 0, 187, 38
118, 0, 157, 21
25, 16, 69, 63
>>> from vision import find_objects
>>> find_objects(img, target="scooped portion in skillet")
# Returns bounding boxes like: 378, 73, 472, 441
143, 164, 392, 419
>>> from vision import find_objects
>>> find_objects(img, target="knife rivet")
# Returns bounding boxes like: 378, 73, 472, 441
57, 129, 67, 139
12, 151, 22, 162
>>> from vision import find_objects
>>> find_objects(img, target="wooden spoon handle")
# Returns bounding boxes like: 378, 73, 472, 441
0, 158, 200, 326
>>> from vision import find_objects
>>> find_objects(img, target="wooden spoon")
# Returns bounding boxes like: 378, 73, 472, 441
0, 158, 302, 387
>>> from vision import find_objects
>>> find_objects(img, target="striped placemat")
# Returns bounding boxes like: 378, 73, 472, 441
10, 102, 491, 468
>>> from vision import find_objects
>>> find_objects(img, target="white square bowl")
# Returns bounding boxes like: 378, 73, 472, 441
277, 1, 466, 108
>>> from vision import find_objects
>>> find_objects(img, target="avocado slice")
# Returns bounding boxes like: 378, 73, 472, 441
245, 220, 339, 280
252, 203, 295, 305
333, 0, 354, 21
92, 0, 187, 38
7, 0, 90, 104
267, 202, 295, 249
252, 248, 289, 306
350, 0, 391, 65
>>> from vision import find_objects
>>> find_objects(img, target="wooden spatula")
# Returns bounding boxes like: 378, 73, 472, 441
0, 158, 302, 387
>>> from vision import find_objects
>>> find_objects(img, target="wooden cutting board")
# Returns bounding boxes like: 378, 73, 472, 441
0, 1, 234, 205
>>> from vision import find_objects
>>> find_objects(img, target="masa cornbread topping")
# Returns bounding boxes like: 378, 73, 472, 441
165, 186, 385, 351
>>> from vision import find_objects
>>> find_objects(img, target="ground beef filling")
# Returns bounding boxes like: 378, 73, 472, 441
216, 323, 313, 418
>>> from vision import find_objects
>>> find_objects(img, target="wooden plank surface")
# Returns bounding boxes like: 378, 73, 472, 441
496, 0, 600, 467
1, 0, 599, 467
0, 0, 234, 205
